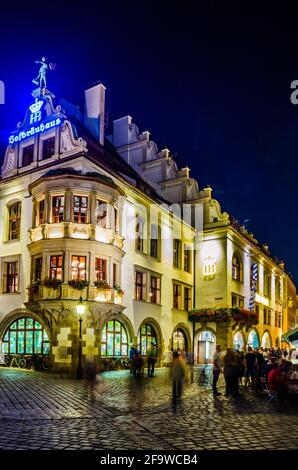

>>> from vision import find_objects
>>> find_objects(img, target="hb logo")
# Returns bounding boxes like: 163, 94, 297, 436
0, 81, 4, 104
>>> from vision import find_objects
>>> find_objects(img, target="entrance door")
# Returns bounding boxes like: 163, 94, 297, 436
197, 331, 216, 364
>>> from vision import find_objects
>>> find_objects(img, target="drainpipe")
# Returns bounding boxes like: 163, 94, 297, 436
192, 235, 196, 364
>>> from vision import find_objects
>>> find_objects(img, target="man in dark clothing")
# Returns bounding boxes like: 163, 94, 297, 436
212, 345, 223, 396
244, 346, 256, 388
255, 348, 266, 392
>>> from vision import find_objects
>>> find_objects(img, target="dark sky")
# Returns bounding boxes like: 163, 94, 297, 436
1, 1, 298, 282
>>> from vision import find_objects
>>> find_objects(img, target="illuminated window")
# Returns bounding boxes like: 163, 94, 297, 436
96, 200, 108, 227
73, 196, 88, 224
1, 318, 49, 355
52, 195, 64, 223
8, 202, 21, 240
135, 271, 145, 300
37, 199, 45, 225
34, 257, 42, 282
263, 271, 271, 297
42, 137, 55, 160
173, 283, 181, 309
203, 256, 216, 275
150, 276, 160, 304
71, 255, 86, 280
3, 261, 19, 293
49, 255, 63, 280
95, 258, 107, 281
232, 253, 243, 282
138, 324, 157, 356
22, 144, 34, 166
101, 320, 128, 356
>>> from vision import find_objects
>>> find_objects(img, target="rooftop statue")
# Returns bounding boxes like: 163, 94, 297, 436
32, 57, 55, 89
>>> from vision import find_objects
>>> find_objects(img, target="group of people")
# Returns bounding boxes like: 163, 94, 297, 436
212, 344, 298, 403
129, 345, 156, 377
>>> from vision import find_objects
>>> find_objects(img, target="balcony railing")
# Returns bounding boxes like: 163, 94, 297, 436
29, 223, 124, 249
28, 284, 123, 305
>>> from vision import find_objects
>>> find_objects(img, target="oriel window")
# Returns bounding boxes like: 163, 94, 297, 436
95, 258, 107, 281
49, 255, 63, 280
52, 195, 64, 223
3, 261, 19, 293
8, 202, 21, 240
34, 257, 42, 282
71, 255, 87, 280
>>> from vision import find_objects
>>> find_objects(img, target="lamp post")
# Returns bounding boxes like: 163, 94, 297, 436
76, 296, 85, 379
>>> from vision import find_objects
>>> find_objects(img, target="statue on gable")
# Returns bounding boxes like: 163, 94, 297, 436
32, 57, 56, 89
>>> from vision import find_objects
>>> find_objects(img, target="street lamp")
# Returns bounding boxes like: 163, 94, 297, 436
76, 296, 85, 379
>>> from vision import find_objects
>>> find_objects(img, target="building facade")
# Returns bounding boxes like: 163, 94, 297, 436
0, 77, 295, 373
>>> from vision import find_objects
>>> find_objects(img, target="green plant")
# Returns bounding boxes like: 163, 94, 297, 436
68, 279, 89, 290
42, 278, 62, 290
189, 307, 258, 325
113, 284, 124, 295
94, 279, 111, 290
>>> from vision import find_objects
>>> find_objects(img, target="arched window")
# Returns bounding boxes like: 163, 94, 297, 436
101, 320, 128, 356
8, 202, 21, 240
138, 324, 157, 356
1, 317, 49, 355
232, 253, 243, 282
172, 328, 187, 352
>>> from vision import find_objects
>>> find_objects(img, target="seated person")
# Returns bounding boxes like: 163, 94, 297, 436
268, 363, 288, 403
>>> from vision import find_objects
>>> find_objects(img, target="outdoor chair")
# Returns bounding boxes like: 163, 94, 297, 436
260, 377, 278, 404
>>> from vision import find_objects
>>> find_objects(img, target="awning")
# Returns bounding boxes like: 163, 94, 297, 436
281, 328, 298, 343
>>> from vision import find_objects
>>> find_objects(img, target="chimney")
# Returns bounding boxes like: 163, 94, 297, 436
84, 82, 106, 145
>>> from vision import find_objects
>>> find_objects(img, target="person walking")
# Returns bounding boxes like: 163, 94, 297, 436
171, 351, 186, 412
147, 344, 156, 377
212, 344, 223, 396
244, 346, 256, 388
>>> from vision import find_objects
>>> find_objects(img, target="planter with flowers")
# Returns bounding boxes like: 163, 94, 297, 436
94, 279, 113, 302
189, 307, 258, 330
113, 284, 124, 304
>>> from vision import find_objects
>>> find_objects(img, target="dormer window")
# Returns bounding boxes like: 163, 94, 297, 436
8, 202, 21, 240
73, 196, 88, 224
42, 137, 55, 160
22, 144, 34, 166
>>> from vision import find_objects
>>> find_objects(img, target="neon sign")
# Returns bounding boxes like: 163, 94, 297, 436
29, 98, 44, 124
8, 118, 62, 144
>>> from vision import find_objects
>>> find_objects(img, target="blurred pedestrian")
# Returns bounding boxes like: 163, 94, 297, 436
244, 346, 256, 388
171, 351, 186, 412
147, 344, 156, 377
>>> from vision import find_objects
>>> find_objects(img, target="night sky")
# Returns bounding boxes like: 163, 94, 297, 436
1, 2, 298, 282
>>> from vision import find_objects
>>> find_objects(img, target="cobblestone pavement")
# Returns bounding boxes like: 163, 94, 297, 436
0, 366, 297, 450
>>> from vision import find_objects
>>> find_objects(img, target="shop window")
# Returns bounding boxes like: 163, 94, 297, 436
52, 195, 64, 223
1, 318, 49, 355
71, 255, 86, 280
49, 255, 63, 280
8, 202, 21, 240
173, 283, 181, 309
73, 196, 88, 224
101, 320, 128, 356
138, 324, 157, 356
3, 261, 19, 293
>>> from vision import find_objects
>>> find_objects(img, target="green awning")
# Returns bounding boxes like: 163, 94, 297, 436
281, 328, 298, 343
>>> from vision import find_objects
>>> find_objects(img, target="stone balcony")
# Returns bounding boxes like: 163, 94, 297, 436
28, 283, 123, 305
29, 222, 124, 249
